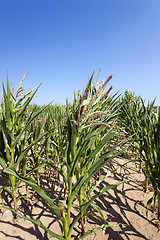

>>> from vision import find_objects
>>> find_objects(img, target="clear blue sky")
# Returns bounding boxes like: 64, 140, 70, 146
0, 0, 160, 105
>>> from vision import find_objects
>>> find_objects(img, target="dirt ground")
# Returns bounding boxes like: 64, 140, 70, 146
0, 157, 160, 240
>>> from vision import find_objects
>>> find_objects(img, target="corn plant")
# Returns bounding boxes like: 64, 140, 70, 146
119, 91, 154, 164
4, 122, 124, 239
2, 72, 128, 239
63, 73, 124, 233
136, 105, 160, 220
0, 72, 52, 213
119, 91, 160, 220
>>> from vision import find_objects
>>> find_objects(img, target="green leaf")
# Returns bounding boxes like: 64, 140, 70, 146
4, 166, 64, 224
2, 81, 12, 131
69, 181, 124, 234
146, 194, 156, 216
0, 157, 7, 168
15, 127, 54, 168
3, 206, 65, 240
82, 129, 115, 168
90, 202, 106, 220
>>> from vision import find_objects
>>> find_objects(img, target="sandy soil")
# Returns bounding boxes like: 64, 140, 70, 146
0, 157, 160, 240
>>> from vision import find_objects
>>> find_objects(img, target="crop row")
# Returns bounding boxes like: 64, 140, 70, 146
0, 71, 159, 239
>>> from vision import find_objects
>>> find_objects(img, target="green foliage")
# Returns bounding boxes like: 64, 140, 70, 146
0, 71, 145, 239
119, 90, 160, 219
0, 72, 52, 211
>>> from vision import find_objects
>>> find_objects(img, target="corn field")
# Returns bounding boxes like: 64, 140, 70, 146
0, 72, 159, 239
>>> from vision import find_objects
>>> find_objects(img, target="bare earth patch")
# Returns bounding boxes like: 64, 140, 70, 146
0, 157, 160, 240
